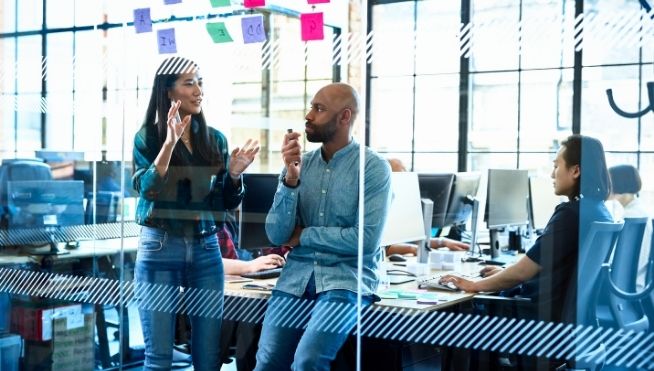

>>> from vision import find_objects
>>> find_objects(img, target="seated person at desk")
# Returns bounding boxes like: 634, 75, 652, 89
385, 158, 470, 256
254, 83, 392, 371
440, 134, 613, 323
607, 164, 651, 289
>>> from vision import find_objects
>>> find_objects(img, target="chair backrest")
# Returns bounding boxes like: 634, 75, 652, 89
576, 221, 623, 326
85, 191, 120, 224
644, 219, 654, 331
0, 160, 53, 227
608, 217, 648, 329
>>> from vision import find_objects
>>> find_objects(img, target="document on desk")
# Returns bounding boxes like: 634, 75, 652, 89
225, 275, 253, 283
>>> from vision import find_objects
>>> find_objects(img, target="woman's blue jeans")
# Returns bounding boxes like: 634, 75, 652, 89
135, 226, 224, 371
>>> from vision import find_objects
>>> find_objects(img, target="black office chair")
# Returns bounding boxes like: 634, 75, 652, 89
597, 217, 649, 332
84, 191, 120, 224
639, 219, 654, 332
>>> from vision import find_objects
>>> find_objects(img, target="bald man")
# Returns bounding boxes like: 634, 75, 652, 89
254, 83, 392, 371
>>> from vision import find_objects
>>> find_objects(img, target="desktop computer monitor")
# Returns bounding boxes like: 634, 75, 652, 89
443, 172, 482, 228
380, 172, 426, 247
73, 160, 137, 197
239, 173, 280, 250
7, 180, 84, 254
484, 169, 529, 258
417, 173, 455, 230
528, 176, 563, 232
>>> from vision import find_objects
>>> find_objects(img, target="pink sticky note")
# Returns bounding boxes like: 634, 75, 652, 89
307, 0, 330, 3
300, 13, 324, 41
244, 0, 265, 8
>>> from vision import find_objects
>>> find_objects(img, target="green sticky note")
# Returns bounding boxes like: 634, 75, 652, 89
206, 22, 233, 43
210, 0, 231, 7
378, 289, 400, 299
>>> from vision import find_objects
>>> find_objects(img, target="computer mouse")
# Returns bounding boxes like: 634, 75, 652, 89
438, 279, 458, 291
388, 254, 407, 262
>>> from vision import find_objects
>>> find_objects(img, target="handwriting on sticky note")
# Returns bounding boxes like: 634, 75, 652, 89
300, 12, 324, 41
244, 0, 265, 8
210, 0, 231, 7
307, 0, 330, 3
164, 0, 182, 4
206, 22, 234, 43
241, 16, 266, 44
133, 8, 152, 33
157, 28, 177, 54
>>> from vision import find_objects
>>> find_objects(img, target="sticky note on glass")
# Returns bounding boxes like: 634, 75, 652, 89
133, 8, 153, 33
157, 28, 178, 54
244, 0, 265, 8
307, 0, 330, 3
300, 12, 324, 41
164, 0, 182, 4
241, 16, 266, 44
206, 22, 233, 43
210, 0, 231, 7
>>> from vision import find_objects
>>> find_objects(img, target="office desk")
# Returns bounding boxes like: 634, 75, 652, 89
0, 236, 140, 369
224, 255, 486, 312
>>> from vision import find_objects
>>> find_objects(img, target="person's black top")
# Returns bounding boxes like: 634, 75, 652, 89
519, 197, 612, 322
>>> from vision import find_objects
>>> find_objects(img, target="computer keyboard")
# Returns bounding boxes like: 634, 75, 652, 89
417, 272, 480, 291
240, 267, 283, 280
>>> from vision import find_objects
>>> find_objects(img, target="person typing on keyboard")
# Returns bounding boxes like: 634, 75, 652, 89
439, 135, 613, 326
253, 83, 392, 371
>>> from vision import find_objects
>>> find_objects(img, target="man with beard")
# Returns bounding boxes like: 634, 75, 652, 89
253, 83, 392, 371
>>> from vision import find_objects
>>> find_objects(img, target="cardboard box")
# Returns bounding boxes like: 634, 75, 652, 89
11, 302, 95, 371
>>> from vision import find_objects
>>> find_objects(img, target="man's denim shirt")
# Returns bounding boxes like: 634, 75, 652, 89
266, 140, 392, 296
132, 124, 244, 237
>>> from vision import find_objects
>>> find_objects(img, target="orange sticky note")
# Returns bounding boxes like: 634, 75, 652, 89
300, 12, 324, 41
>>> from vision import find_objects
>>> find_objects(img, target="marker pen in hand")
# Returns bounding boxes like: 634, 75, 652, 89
287, 128, 299, 166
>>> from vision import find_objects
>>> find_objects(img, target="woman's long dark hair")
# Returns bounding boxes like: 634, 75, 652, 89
561, 134, 611, 201
140, 57, 223, 170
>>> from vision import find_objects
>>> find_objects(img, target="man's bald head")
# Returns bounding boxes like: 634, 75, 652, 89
316, 83, 360, 123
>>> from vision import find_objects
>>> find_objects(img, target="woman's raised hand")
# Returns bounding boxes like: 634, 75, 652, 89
165, 100, 191, 146
229, 139, 260, 179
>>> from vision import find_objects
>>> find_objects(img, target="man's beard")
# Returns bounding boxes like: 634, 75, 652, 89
305, 114, 338, 143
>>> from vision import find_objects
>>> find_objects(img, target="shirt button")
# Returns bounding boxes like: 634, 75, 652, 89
326, 169, 330, 172
319, 212, 324, 216
291, 192, 294, 196
321, 190, 326, 194
287, 211, 291, 215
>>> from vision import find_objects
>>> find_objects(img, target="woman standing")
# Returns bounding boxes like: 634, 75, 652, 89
132, 56, 259, 370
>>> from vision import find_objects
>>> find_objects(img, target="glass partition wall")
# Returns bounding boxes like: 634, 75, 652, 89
0, 1, 371, 370
2, 0, 654, 370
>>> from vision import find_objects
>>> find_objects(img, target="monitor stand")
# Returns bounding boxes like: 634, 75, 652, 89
468, 197, 481, 257
489, 228, 501, 259
418, 198, 434, 264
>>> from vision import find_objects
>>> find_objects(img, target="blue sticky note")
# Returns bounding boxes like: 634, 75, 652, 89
133, 8, 152, 33
164, 0, 182, 4
157, 28, 177, 54
241, 16, 266, 44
